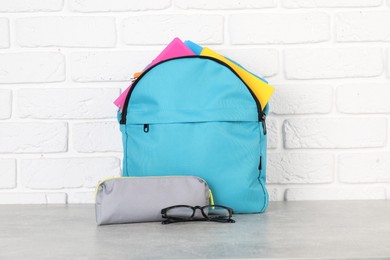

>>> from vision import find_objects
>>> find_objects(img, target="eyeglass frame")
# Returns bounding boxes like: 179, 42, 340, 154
161, 205, 235, 224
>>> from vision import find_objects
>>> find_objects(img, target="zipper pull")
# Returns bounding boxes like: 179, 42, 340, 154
143, 124, 149, 133
260, 113, 267, 135
258, 155, 262, 170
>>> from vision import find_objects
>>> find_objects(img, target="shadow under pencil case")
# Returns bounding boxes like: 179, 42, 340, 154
95, 176, 210, 225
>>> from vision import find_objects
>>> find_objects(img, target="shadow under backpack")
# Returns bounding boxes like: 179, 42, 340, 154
119, 56, 269, 213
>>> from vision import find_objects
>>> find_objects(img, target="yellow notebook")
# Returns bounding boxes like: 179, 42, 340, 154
200, 47, 274, 110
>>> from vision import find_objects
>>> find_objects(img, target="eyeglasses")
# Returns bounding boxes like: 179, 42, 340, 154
161, 205, 235, 224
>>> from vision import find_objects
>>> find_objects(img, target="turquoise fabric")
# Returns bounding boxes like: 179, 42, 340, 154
184, 40, 203, 55
119, 57, 268, 213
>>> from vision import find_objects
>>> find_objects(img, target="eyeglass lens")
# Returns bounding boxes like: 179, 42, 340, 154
164, 206, 195, 218
204, 206, 231, 220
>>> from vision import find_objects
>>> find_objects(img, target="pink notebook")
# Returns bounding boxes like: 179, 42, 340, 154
114, 38, 195, 110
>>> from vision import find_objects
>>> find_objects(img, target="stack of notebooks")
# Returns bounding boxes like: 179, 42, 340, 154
114, 38, 274, 111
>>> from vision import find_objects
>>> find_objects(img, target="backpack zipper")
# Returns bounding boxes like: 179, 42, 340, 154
260, 113, 267, 135
258, 155, 262, 171
95, 176, 214, 204
143, 124, 149, 133
120, 56, 267, 134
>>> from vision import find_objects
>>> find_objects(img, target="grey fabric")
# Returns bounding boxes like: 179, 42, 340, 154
95, 176, 209, 225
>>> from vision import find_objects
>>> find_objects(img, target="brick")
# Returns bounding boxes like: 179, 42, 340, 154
285, 48, 383, 79
0, 122, 67, 153
0, 52, 64, 83
283, 118, 387, 148
267, 153, 333, 184
267, 117, 278, 149
337, 84, 390, 114
0, 159, 16, 188
336, 11, 390, 42
215, 48, 278, 77
386, 49, 390, 78
72, 122, 122, 152
230, 12, 329, 44
121, 15, 223, 45
67, 191, 94, 203
0, 18, 9, 48
17, 88, 120, 119
267, 186, 283, 201
271, 85, 332, 115
0, 192, 66, 204
283, 0, 382, 8
175, 0, 276, 9
69, 0, 170, 12
15, 17, 116, 47
21, 157, 120, 189
46, 193, 67, 203
0, 0, 63, 12
0, 90, 11, 119
339, 153, 390, 183
388, 49, 390, 77
70, 51, 156, 82
285, 187, 386, 201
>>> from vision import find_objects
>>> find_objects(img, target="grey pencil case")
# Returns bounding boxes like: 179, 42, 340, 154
95, 176, 210, 225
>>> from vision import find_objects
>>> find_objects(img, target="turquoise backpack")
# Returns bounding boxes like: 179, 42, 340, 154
119, 56, 269, 213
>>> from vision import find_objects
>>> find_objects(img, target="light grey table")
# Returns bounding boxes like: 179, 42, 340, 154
1, 201, 390, 259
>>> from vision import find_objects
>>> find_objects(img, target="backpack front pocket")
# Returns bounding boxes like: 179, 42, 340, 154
122, 120, 267, 213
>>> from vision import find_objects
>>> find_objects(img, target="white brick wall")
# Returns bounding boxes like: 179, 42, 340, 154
0, 0, 389, 204
336, 11, 390, 42
68, 0, 171, 12
284, 48, 383, 79
285, 187, 386, 201
0, 18, 9, 48
121, 15, 224, 45
283, 118, 387, 148
271, 85, 332, 114
388, 49, 390, 76
20, 157, 120, 189
0, 90, 12, 119
0, 193, 67, 204
282, 0, 382, 8
15, 17, 116, 47
230, 12, 330, 44
339, 153, 390, 183
267, 153, 334, 184
0, 0, 63, 12
175, 0, 277, 10
0, 159, 16, 188
17, 88, 119, 119
72, 122, 122, 152
67, 191, 94, 203
0, 122, 68, 153
266, 117, 279, 149
337, 84, 390, 113
0, 52, 65, 83
70, 51, 157, 82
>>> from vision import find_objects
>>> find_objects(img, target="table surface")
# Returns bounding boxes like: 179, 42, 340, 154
1, 201, 390, 260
